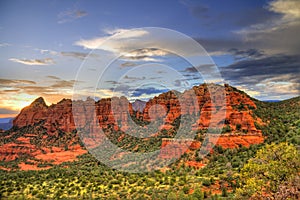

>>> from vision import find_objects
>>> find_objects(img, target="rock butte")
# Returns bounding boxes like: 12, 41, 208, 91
1, 84, 264, 169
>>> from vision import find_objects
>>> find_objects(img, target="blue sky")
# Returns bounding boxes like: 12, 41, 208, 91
0, 0, 299, 117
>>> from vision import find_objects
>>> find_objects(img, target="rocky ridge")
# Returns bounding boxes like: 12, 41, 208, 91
1, 84, 264, 169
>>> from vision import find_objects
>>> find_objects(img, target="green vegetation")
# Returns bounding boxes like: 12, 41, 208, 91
236, 142, 300, 199
254, 97, 300, 145
0, 153, 223, 199
0, 96, 299, 199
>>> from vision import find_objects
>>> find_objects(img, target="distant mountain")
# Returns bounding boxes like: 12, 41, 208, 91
0, 118, 13, 130
263, 100, 281, 102
0, 118, 13, 123
132, 99, 147, 112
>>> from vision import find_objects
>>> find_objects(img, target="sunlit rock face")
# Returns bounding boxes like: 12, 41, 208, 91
12, 83, 263, 151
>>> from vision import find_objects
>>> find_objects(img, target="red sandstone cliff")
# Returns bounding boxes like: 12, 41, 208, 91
13, 97, 75, 135
13, 84, 262, 136
4, 83, 265, 169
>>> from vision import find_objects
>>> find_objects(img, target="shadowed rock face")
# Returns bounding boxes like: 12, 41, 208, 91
132, 99, 147, 112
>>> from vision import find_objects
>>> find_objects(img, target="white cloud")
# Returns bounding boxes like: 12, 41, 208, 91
74, 28, 170, 61
122, 48, 168, 58
9, 58, 55, 66
74, 27, 213, 63
0, 43, 10, 47
95, 89, 124, 99
236, 0, 300, 55
208, 50, 229, 56
74, 28, 148, 51
36, 48, 58, 56
268, 0, 300, 20
74, 37, 107, 50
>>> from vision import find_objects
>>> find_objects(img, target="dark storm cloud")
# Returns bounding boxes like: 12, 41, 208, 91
185, 1, 278, 29
132, 87, 168, 97
228, 48, 264, 60
222, 55, 300, 80
192, 0, 299, 57
221, 55, 300, 96
234, 7, 279, 27
183, 67, 198, 73
196, 37, 245, 53
182, 64, 216, 73
217, 52, 300, 99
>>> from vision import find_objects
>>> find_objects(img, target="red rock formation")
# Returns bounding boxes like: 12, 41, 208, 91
140, 84, 262, 135
6, 83, 265, 168
185, 161, 205, 169
159, 138, 201, 159
13, 97, 75, 135
13, 97, 49, 128
212, 135, 264, 149
13, 84, 262, 137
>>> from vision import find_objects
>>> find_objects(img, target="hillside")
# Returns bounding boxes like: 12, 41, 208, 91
0, 84, 299, 199
0, 83, 264, 170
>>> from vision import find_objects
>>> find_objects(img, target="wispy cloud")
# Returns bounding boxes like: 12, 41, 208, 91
75, 28, 209, 62
74, 28, 148, 50
74, 28, 172, 62
46, 75, 60, 80
0, 77, 75, 94
58, 9, 87, 24
268, 0, 300, 20
0, 43, 10, 47
0, 108, 18, 114
0, 77, 78, 113
131, 87, 168, 97
60, 51, 98, 60
228, 48, 264, 60
60, 51, 89, 60
95, 89, 124, 99
50, 80, 76, 88
0, 79, 36, 85
36, 48, 58, 56
9, 58, 55, 66
120, 48, 167, 61
120, 62, 138, 67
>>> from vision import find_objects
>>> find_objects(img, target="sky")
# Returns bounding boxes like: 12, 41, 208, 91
0, 0, 299, 118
